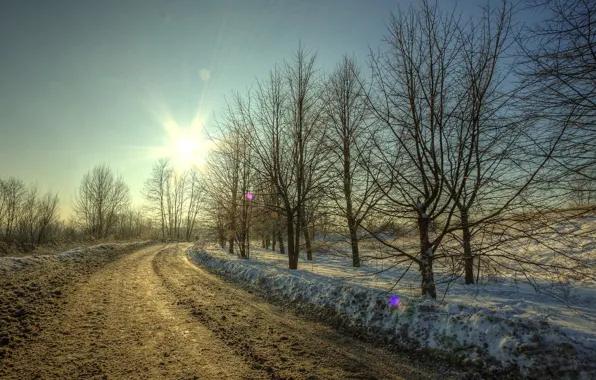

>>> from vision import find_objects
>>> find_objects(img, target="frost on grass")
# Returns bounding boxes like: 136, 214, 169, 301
188, 247, 596, 379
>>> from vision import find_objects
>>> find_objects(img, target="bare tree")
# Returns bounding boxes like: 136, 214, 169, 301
250, 64, 298, 267
284, 43, 327, 265
167, 170, 187, 240
519, 0, 596, 191
144, 158, 207, 241
116, 207, 151, 239
364, 0, 474, 298
202, 178, 229, 249
362, 0, 579, 298
16, 184, 39, 244
184, 167, 205, 241
0, 177, 59, 245
440, 0, 523, 284
248, 44, 327, 269
35, 191, 60, 244
324, 55, 380, 267
0, 177, 26, 241
143, 158, 173, 239
73, 164, 131, 239
248, 86, 287, 257
204, 94, 254, 256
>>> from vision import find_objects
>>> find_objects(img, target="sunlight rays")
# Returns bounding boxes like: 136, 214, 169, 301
143, 97, 212, 172
162, 117, 210, 172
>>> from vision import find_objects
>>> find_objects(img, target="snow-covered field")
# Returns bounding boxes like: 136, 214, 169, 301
188, 218, 596, 379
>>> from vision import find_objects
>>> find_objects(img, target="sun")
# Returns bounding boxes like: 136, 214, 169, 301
177, 136, 198, 162
143, 94, 212, 171
167, 127, 209, 171
150, 117, 211, 172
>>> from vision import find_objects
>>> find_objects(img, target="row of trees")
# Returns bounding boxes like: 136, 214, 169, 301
3, 0, 593, 301
201, 0, 596, 298
143, 158, 205, 241
0, 177, 59, 245
1, 164, 155, 248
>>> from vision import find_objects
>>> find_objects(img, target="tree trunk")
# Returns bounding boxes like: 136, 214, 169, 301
287, 214, 298, 269
272, 229, 277, 251
278, 228, 285, 255
418, 212, 437, 298
218, 227, 226, 249
246, 221, 250, 259
348, 219, 360, 267
239, 227, 246, 258
303, 216, 313, 261
294, 211, 301, 268
228, 231, 235, 256
461, 208, 474, 284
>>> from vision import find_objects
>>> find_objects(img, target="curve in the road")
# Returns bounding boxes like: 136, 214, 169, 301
4, 243, 452, 380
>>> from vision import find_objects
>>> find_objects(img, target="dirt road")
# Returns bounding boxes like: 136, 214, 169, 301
2, 243, 453, 379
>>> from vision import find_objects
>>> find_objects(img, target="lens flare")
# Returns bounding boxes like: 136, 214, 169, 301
389, 295, 401, 309
246, 192, 254, 201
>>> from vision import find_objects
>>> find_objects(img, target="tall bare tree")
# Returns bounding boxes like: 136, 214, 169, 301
285, 43, 327, 265
184, 167, 205, 241
441, 0, 522, 284
205, 94, 254, 257
364, 0, 474, 298
324, 56, 380, 267
143, 158, 173, 239
16, 184, 39, 244
250, 65, 298, 267
248, 44, 327, 269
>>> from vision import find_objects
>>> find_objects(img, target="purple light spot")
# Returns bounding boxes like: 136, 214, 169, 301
389, 295, 400, 309
245, 192, 254, 201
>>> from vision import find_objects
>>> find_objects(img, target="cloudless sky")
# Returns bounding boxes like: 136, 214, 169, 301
0, 0, 542, 217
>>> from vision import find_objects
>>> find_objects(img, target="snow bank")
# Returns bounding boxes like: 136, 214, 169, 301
0, 241, 152, 273
188, 247, 596, 379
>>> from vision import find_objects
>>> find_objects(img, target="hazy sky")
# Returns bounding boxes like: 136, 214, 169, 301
0, 0, 540, 217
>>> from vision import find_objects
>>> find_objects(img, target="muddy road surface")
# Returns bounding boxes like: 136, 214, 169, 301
2, 243, 454, 379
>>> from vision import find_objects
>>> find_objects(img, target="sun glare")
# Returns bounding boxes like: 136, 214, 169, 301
144, 94, 212, 172
166, 126, 209, 171
177, 137, 198, 161
153, 117, 211, 171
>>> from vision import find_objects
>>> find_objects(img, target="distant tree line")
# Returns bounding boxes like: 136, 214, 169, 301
0, 163, 156, 251
0, 177, 59, 245
143, 158, 205, 241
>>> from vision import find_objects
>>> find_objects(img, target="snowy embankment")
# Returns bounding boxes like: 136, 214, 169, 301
0, 241, 153, 272
188, 247, 596, 380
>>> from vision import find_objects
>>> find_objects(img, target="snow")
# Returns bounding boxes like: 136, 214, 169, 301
0, 242, 150, 273
188, 229, 596, 379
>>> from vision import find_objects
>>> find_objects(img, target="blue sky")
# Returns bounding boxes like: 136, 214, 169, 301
0, 0, 541, 217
